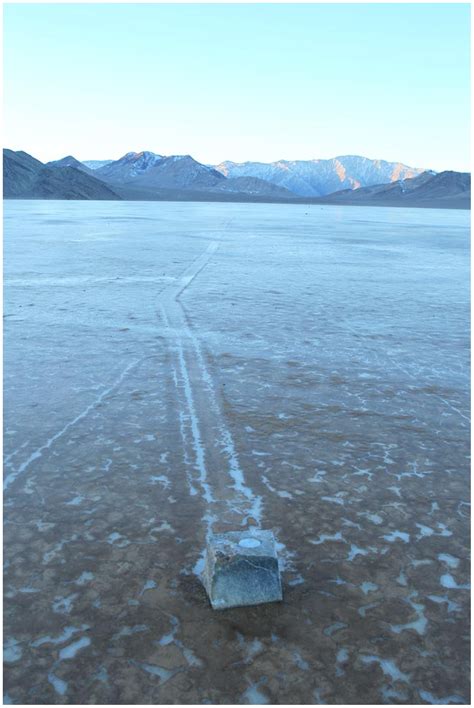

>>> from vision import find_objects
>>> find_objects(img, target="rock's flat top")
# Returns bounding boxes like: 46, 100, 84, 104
207, 529, 278, 558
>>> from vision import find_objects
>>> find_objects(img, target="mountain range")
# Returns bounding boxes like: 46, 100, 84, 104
86, 152, 296, 198
3, 149, 470, 209
214, 157, 425, 197
83, 151, 426, 198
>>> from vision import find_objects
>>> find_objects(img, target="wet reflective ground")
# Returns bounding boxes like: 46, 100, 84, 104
3, 201, 470, 704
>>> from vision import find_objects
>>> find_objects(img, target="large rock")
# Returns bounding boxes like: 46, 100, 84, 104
202, 530, 282, 610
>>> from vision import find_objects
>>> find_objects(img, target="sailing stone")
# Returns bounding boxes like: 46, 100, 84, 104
202, 530, 283, 610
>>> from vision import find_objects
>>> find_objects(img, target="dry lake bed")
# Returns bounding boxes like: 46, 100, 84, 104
3, 200, 470, 704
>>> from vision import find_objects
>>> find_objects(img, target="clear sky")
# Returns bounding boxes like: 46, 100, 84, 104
3, 3, 471, 170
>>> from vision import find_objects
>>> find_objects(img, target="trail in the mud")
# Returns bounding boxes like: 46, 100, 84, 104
4, 221, 261, 554
3, 357, 145, 492
158, 234, 262, 551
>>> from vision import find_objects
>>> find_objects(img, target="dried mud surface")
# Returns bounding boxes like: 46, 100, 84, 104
3, 201, 470, 704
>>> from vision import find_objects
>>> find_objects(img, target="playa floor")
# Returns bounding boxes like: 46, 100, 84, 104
3, 201, 470, 704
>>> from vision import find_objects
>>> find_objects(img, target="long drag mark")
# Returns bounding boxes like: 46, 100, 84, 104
159, 226, 262, 536
4, 358, 145, 492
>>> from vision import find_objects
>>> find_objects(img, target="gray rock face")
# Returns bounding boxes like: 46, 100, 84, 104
202, 530, 282, 610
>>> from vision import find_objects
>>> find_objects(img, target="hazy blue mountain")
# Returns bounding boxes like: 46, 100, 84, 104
82, 159, 113, 170
214, 156, 427, 197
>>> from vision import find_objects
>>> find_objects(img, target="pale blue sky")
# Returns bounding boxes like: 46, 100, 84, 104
3, 3, 471, 170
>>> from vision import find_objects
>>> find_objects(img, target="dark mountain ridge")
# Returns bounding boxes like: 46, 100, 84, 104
47, 155, 95, 175
4, 150, 121, 200
316, 171, 470, 209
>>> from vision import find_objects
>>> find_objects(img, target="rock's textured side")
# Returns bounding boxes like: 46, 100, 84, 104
202, 530, 282, 610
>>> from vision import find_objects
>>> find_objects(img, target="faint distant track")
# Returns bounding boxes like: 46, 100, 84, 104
389, 358, 470, 424
3, 358, 146, 492
159, 221, 262, 537
343, 320, 470, 424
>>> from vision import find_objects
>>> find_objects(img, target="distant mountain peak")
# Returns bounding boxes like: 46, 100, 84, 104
47, 155, 94, 175
120, 150, 162, 161
49, 155, 83, 166
96, 151, 165, 181
91, 151, 227, 190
